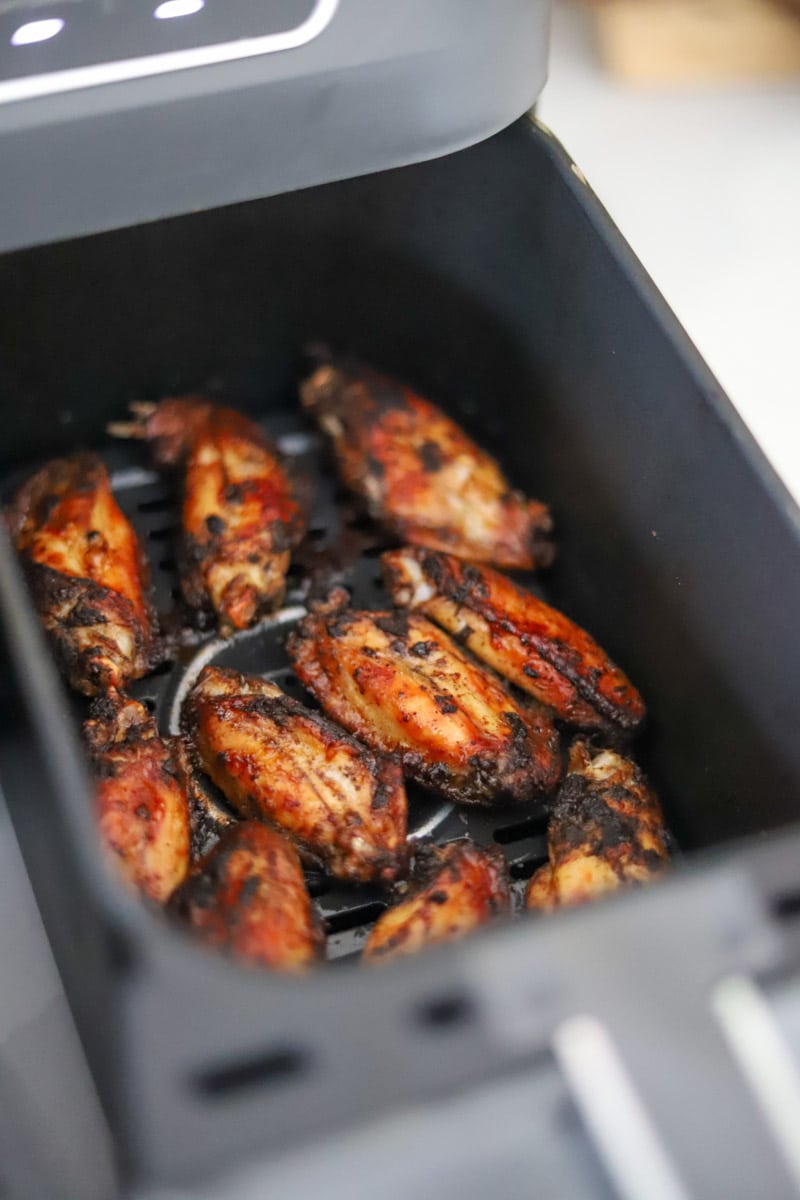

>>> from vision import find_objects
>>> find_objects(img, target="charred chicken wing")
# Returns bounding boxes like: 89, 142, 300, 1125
383, 548, 645, 733
8, 454, 155, 695
83, 690, 190, 902
172, 822, 324, 971
183, 665, 407, 884
364, 840, 510, 963
287, 605, 562, 805
111, 396, 305, 633
300, 361, 554, 569
526, 740, 669, 912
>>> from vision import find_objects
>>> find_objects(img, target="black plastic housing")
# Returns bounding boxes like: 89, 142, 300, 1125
1, 118, 800, 1188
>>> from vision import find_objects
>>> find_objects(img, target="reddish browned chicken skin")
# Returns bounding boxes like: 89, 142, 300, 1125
287, 604, 562, 805
383, 547, 645, 733
112, 396, 305, 633
364, 840, 510, 963
183, 666, 408, 884
300, 361, 554, 569
83, 690, 190, 903
7, 454, 155, 696
172, 822, 324, 971
526, 741, 670, 912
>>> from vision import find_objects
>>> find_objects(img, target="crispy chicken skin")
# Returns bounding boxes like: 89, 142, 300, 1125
183, 666, 408, 884
364, 840, 510, 963
7, 454, 155, 695
286, 605, 562, 805
121, 397, 305, 633
526, 741, 669, 912
300, 361, 554, 569
172, 822, 324, 971
83, 690, 190, 903
383, 548, 645, 733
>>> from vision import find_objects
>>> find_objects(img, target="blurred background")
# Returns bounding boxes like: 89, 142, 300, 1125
539, 0, 800, 502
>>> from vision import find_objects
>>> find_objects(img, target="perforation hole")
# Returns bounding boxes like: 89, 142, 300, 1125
158, 557, 176, 572
493, 814, 548, 844
191, 1046, 311, 1099
415, 992, 474, 1031
137, 495, 173, 514
148, 525, 178, 542
325, 901, 386, 935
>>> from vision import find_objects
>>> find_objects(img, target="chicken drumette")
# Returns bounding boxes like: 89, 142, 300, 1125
183, 666, 408, 885
7, 454, 156, 695
526, 740, 670, 911
111, 396, 305, 633
301, 360, 553, 569
364, 840, 510, 964
172, 822, 324, 971
383, 547, 645, 733
287, 604, 562, 805
83, 690, 190, 902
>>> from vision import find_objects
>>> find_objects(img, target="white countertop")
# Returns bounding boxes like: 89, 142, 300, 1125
539, 1, 800, 504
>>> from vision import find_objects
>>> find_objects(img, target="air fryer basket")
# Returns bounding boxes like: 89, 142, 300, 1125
1, 118, 800, 1192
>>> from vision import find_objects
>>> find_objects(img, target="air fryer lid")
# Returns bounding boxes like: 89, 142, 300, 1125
0, 0, 550, 253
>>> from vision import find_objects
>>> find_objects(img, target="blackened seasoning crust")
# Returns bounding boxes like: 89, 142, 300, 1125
526, 741, 670, 911
364, 840, 510, 963
183, 665, 407, 885
300, 360, 554, 569
383, 547, 645, 733
287, 606, 562, 805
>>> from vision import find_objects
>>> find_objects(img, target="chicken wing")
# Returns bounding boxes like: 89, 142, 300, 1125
83, 690, 190, 903
526, 740, 669, 912
363, 840, 510, 963
172, 822, 324, 971
300, 361, 554, 569
7, 454, 155, 695
383, 548, 645, 733
286, 605, 562, 805
111, 396, 305, 633
183, 665, 408, 884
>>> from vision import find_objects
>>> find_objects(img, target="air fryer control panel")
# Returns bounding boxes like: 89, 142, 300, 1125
0, 0, 324, 99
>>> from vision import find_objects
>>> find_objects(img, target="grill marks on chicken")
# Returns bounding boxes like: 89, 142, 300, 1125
526, 741, 669, 912
301, 361, 554, 569
8, 454, 155, 695
287, 605, 562, 806
364, 841, 510, 963
116, 396, 305, 634
83, 690, 190, 902
172, 822, 324, 971
383, 548, 645, 733
183, 666, 408, 885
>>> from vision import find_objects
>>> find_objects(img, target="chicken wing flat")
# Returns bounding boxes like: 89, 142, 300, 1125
300, 361, 554, 569
383, 548, 645, 733
183, 665, 407, 884
172, 822, 324, 971
287, 606, 562, 805
83, 690, 190, 903
112, 396, 305, 633
363, 840, 510, 964
526, 740, 669, 912
7, 454, 155, 695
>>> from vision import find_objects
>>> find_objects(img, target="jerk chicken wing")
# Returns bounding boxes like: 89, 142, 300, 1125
364, 840, 510, 964
526, 740, 670, 912
300, 361, 554, 569
383, 548, 645, 733
7, 454, 155, 695
172, 822, 324, 971
83, 690, 190, 902
111, 396, 305, 633
183, 665, 407, 884
286, 605, 562, 805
